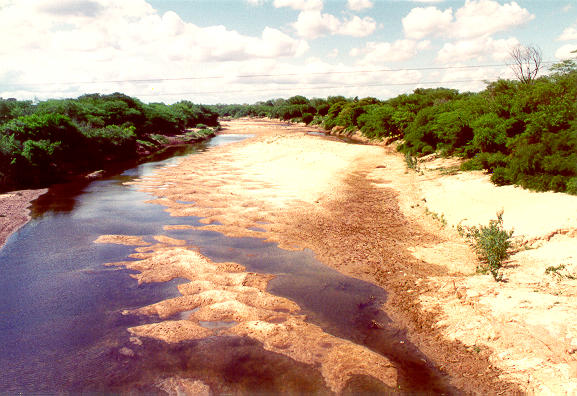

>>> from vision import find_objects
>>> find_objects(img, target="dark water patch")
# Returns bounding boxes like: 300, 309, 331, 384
93, 336, 334, 394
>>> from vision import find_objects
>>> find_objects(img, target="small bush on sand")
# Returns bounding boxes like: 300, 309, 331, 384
404, 152, 420, 172
458, 211, 514, 281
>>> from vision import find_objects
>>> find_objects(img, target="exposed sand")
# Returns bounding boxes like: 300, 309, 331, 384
95, 118, 577, 394
99, 234, 397, 393
0, 188, 47, 250
391, 154, 577, 395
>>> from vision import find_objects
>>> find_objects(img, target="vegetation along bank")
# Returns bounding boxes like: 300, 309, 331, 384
211, 59, 577, 196
0, 93, 219, 192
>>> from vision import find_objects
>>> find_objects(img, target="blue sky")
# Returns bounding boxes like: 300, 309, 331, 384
0, 0, 576, 104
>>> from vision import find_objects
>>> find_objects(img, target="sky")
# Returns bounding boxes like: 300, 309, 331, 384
0, 0, 576, 104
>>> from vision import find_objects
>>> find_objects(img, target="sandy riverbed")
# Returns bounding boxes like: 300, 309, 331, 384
91, 118, 577, 394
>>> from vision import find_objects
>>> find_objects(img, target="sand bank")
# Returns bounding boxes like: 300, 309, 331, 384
0, 188, 47, 250
388, 153, 577, 394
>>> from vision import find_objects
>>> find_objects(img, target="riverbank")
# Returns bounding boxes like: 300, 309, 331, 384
92, 117, 559, 393
0, 188, 47, 250
318, 123, 577, 394
0, 130, 215, 250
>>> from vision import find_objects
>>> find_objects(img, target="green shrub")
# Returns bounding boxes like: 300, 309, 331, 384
566, 177, 577, 195
301, 113, 314, 124
490, 167, 512, 186
83, 125, 137, 159
149, 134, 169, 144
458, 212, 514, 281
404, 152, 420, 171
460, 157, 484, 171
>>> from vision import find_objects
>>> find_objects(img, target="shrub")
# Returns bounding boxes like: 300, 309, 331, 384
301, 113, 314, 124
404, 152, 420, 171
458, 211, 514, 281
83, 124, 137, 159
149, 134, 169, 144
490, 167, 512, 186
566, 177, 577, 195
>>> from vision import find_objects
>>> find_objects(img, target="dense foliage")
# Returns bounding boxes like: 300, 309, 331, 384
211, 60, 577, 195
0, 93, 218, 191
3, 60, 576, 195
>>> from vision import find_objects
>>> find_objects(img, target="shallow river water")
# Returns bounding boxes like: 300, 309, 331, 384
0, 134, 454, 394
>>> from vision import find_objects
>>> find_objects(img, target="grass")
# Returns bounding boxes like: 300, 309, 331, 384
545, 264, 576, 280
458, 211, 514, 281
425, 207, 447, 228
404, 152, 420, 172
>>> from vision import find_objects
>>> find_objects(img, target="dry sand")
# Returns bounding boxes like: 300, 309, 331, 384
95, 118, 577, 394
392, 154, 577, 395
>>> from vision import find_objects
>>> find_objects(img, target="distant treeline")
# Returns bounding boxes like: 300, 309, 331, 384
0, 93, 218, 191
210, 60, 577, 195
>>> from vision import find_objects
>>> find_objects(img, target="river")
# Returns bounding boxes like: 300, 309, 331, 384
0, 132, 453, 393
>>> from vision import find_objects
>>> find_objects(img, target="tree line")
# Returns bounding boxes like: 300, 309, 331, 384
0, 93, 218, 191
211, 59, 577, 195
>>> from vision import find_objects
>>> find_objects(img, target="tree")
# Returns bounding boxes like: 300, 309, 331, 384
509, 45, 542, 84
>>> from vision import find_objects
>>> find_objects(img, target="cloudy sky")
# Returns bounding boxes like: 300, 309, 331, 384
1, 0, 576, 104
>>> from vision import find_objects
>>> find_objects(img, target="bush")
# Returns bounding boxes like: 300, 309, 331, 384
83, 125, 137, 159
567, 177, 577, 195
490, 167, 512, 186
458, 212, 514, 281
301, 113, 314, 124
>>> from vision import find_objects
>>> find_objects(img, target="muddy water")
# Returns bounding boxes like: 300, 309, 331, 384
0, 133, 453, 394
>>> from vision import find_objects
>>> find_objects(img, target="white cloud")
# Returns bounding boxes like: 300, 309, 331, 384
436, 36, 519, 63
273, 0, 323, 11
402, 6, 452, 40
350, 39, 430, 64
558, 26, 577, 41
403, 0, 533, 40
339, 15, 377, 37
292, 10, 338, 38
292, 10, 376, 38
347, 0, 373, 11
555, 44, 577, 60
0, 0, 310, 102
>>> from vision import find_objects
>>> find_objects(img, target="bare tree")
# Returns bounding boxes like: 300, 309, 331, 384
509, 45, 542, 84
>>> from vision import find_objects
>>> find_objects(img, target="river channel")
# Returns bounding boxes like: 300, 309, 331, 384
0, 133, 454, 393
